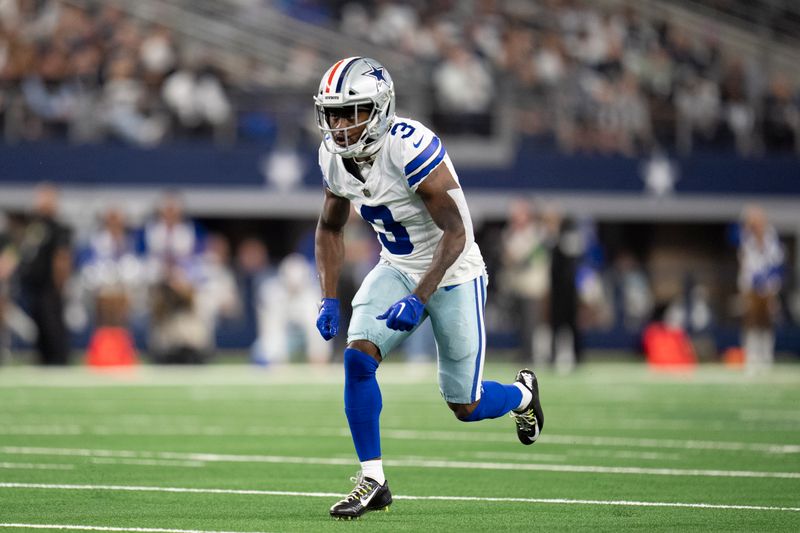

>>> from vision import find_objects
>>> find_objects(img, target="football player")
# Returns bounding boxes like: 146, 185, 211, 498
313, 57, 544, 520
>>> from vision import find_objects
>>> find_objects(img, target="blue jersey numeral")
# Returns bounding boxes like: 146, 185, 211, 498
390, 121, 416, 139
360, 204, 414, 255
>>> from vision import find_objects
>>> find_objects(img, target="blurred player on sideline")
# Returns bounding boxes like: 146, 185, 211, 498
312, 57, 544, 519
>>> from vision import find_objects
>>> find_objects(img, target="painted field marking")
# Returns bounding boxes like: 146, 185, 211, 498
0, 462, 74, 470
90, 458, 205, 468
0, 524, 269, 533
1, 447, 799, 479
1, 483, 798, 513
0, 424, 798, 454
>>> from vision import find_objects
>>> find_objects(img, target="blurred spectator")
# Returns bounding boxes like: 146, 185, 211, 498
139, 25, 178, 85
102, 55, 167, 147
432, 44, 494, 135
235, 236, 274, 354
613, 251, 653, 331
738, 205, 784, 374
195, 232, 240, 341
20, 43, 77, 138
0, 210, 15, 362
148, 267, 210, 363
762, 74, 799, 153
548, 210, 583, 374
142, 192, 208, 363
143, 192, 202, 283
675, 71, 721, 153
500, 198, 550, 364
720, 60, 757, 155
78, 206, 144, 330
17, 183, 72, 365
161, 61, 232, 141
253, 253, 331, 365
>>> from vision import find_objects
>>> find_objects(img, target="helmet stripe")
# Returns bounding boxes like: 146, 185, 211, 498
325, 59, 345, 93
334, 57, 361, 94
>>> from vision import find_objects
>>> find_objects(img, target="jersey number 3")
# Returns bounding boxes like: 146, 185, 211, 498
360, 205, 414, 255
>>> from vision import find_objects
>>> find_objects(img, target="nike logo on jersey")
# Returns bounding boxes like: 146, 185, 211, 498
412, 137, 424, 148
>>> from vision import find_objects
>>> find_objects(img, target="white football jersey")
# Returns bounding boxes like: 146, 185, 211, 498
318, 116, 485, 287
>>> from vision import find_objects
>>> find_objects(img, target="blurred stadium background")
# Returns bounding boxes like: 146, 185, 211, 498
0, 0, 798, 365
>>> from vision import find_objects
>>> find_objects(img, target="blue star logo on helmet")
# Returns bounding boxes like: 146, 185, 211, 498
364, 64, 388, 85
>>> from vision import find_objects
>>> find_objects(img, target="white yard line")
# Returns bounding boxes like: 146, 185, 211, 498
0, 425, 797, 454
0, 462, 74, 470
0, 524, 269, 533
0, 483, 798, 513
0, 425, 82, 435
90, 458, 205, 468
1, 447, 798, 479
382, 429, 800, 454
0, 363, 799, 388
467, 451, 569, 462
468, 449, 682, 462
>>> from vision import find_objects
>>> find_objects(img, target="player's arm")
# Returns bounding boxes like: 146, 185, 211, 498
315, 188, 351, 298
413, 163, 473, 303
314, 188, 350, 341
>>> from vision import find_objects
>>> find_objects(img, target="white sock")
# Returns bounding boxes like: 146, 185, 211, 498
743, 329, 759, 375
513, 382, 533, 412
361, 459, 385, 485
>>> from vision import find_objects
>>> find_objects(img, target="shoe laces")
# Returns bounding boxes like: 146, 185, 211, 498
344, 471, 373, 502
511, 408, 538, 431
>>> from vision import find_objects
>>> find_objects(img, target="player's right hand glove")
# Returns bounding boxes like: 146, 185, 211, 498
376, 294, 425, 332
316, 298, 340, 340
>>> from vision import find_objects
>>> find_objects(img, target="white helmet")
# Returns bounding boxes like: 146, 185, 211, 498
314, 57, 396, 159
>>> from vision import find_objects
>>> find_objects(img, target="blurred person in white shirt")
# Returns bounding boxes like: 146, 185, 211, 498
738, 205, 784, 374
254, 253, 331, 365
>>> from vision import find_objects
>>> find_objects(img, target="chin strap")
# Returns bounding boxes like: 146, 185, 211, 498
356, 132, 388, 160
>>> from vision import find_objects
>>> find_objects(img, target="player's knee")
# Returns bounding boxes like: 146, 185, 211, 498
448, 400, 479, 421
344, 345, 380, 379
347, 340, 382, 362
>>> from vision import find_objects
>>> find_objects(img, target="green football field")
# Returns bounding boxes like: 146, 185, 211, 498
0, 360, 799, 532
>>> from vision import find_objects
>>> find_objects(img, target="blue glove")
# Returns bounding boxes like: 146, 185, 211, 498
376, 294, 425, 331
316, 298, 340, 340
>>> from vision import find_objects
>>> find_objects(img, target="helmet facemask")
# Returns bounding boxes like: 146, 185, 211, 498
316, 101, 378, 158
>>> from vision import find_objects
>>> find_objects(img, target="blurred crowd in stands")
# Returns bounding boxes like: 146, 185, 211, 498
0, 0, 233, 146
0, 185, 332, 365
1, 0, 798, 155
0, 184, 790, 369
331, 0, 800, 155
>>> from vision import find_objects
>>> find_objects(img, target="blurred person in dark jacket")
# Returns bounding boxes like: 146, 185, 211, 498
18, 183, 73, 365
0, 211, 16, 361
547, 210, 582, 373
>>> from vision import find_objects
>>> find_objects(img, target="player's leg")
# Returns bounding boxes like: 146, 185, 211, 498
428, 275, 544, 444
329, 264, 416, 519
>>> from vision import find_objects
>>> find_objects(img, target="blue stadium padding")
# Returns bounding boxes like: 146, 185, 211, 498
2, 141, 799, 194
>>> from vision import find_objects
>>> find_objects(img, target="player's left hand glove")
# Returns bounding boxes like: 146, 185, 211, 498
377, 294, 425, 331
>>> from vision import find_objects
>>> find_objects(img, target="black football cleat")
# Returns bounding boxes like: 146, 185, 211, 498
510, 368, 544, 445
329, 472, 392, 520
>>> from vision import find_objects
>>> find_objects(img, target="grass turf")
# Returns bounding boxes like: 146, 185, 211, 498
0, 361, 799, 532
